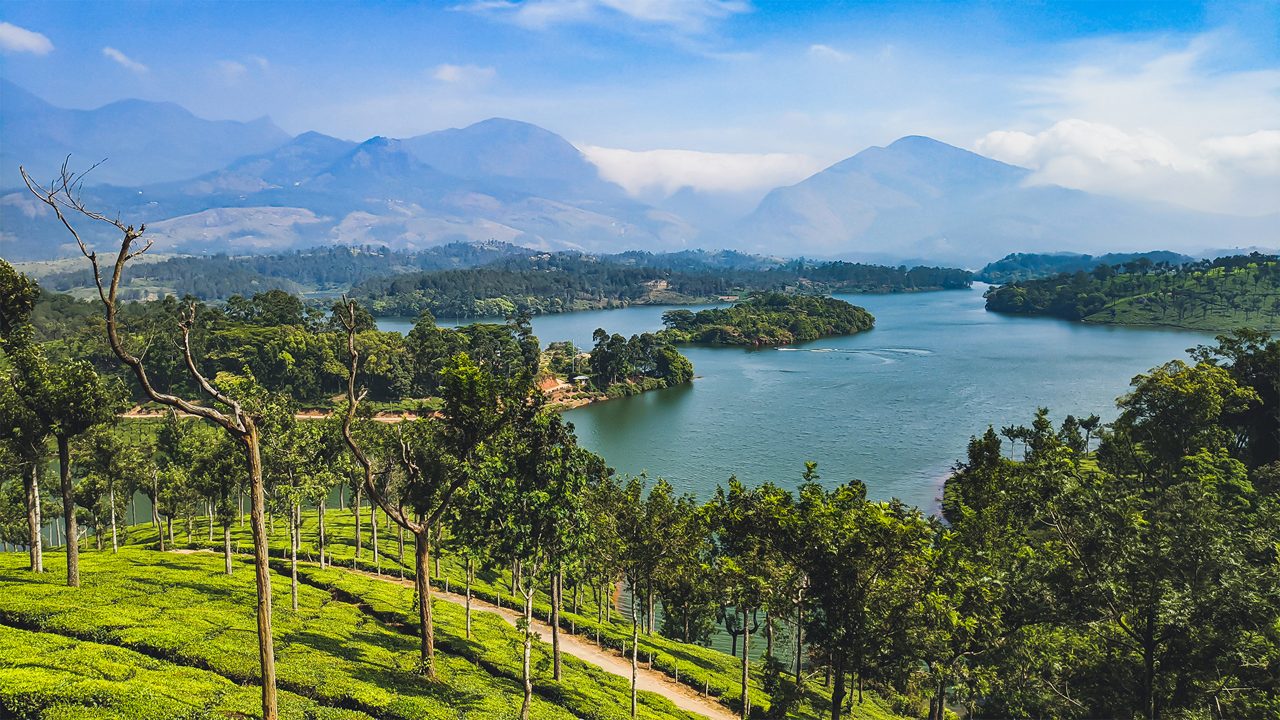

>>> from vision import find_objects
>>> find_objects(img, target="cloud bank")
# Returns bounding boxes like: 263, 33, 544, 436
582, 145, 820, 197
0, 22, 53, 55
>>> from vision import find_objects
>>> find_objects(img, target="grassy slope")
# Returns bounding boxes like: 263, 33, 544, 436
0, 549, 699, 720
115, 509, 905, 720
0, 624, 370, 720
1081, 263, 1277, 331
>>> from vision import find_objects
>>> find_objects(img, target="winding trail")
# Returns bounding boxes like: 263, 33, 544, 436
353, 568, 738, 720
172, 548, 736, 720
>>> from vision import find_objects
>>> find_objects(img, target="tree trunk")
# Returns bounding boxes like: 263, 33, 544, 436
520, 581, 536, 720
242, 430, 278, 720
631, 582, 639, 720
57, 437, 78, 587
224, 523, 233, 575
831, 655, 846, 720
397, 524, 404, 566
465, 557, 473, 639
152, 473, 160, 528
289, 501, 298, 612
207, 501, 213, 541
238, 491, 244, 528
795, 597, 804, 688
317, 501, 326, 569
27, 463, 42, 572
369, 501, 378, 573
551, 570, 563, 681
647, 587, 655, 634
109, 484, 118, 553
354, 485, 362, 558
741, 606, 751, 719
414, 528, 436, 678
167, 515, 173, 548
765, 609, 774, 662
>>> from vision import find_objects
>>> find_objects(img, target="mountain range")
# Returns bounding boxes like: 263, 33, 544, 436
1, 80, 1275, 265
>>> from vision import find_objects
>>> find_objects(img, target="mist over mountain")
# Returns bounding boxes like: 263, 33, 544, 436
737, 136, 1279, 265
2, 82, 1274, 265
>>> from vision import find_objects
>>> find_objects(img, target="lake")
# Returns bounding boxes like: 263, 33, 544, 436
379, 286, 1217, 511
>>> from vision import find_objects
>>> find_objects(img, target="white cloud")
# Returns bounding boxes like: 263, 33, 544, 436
581, 145, 820, 197
1201, 130, 1280, 176
974, 36, 1280, 215
0, 22, 53, 55
454, 0, 749, 33
102, 46, 148, 74
216, 60, 248, 83
977, 120, 1279, 215
807, 44, 849, 63
432, 63, 497, 86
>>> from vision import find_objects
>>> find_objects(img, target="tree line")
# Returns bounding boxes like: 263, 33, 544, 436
984, 253, 1280, 330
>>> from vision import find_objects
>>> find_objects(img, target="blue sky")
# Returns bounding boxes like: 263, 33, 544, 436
2, 1, 1277, 214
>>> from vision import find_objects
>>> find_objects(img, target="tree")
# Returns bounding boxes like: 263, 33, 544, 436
483, 408, 592, 717
23, 164, 283, 720
339, 298, 517, 678
796, 480, 931, 720
78, 426, 152, 553
1, 257, 123, 584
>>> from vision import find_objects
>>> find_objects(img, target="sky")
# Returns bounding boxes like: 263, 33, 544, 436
1, 0, 1277, 215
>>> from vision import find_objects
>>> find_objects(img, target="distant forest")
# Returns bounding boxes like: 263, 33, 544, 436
984, 253, 1280, 331
25, 242, 972, 318
976, 250, 1194, 283
352, 253, 971, 318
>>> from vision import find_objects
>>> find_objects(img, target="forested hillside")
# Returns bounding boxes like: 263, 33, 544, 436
21, 242, 970, 318
976, 250, 1194, 283
984, 253, 1280, 330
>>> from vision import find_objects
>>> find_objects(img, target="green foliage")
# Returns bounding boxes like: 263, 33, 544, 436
976, 250, 1192, 284
588, 329, 693, 391
0, 625, 370, 720
660, 293, 875, 347
985, 252, 1280, 331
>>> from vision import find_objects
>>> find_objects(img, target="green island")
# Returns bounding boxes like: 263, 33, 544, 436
984, 252, 1280, 331
658, 293, 876, 347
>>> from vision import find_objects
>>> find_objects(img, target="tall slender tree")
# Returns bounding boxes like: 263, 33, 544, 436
23, 163, 282, 720
339, 298, 515, 677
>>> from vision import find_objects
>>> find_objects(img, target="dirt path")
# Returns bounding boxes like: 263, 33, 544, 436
356, 569, 738, 720
172, 548, 735, 720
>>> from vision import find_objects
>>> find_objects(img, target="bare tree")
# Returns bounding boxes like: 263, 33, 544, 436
21, 162, 280, 720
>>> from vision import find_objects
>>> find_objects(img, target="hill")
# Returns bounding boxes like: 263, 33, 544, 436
0, 78, 289, 187
983, 253, 1280, 331
736, 136, 1280, 265
976, 250, 1195, 283
0, 84, 695, 261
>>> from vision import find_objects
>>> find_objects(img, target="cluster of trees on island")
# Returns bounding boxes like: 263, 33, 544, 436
660, 293, 876, 347
3, 171, 1277, 720
985, 252, 1280, 331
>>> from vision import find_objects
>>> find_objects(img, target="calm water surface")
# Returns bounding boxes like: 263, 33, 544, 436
381, 287, 1215, 511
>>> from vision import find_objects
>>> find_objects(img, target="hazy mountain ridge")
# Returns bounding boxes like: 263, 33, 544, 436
738, 136, 1279, 265
2, 82, 1275, 264
0, 78, 290, 188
